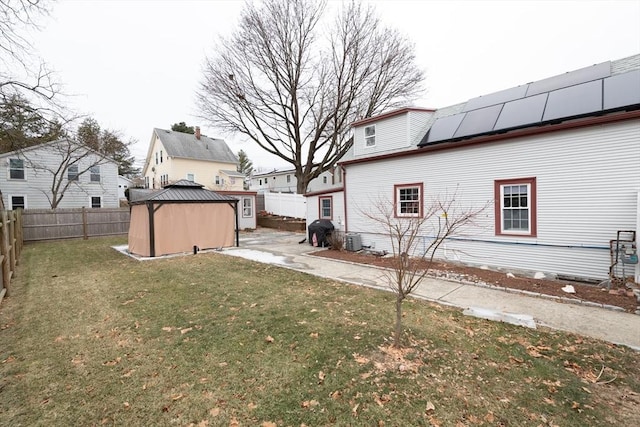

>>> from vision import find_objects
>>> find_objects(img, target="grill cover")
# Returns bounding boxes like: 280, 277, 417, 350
308, 219, 334, 247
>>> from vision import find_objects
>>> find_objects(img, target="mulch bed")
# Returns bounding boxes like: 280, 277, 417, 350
311, 249, 640, 313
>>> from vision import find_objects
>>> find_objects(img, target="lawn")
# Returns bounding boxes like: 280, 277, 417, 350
1, 237, 639, 426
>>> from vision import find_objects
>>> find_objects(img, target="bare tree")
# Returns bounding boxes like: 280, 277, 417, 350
364, 192, 488, 347
197, 0, 424, 193
21, 139, 113, 209
1, 0, 68, 152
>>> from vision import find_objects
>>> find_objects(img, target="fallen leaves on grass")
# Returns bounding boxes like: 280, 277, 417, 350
265, 335, 274, 343
301, 399, 319, 408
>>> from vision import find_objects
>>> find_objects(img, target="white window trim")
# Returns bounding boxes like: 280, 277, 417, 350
8, 158, 26, 180
364, 125, 376, 147
9, 195, 26, 210
498, 182, 533, 235
68, 164, 79, 181
242, 197, 253, 218
90, 196, 102, 209
186, 173, 195, 182
90, 165, 101, 183
319, 196, 332, 220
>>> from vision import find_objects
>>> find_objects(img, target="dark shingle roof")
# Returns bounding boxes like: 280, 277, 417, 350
154, 128, 239, 164
131, 180, 238, 204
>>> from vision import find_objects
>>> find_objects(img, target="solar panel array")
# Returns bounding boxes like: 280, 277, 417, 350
420, 61, 640, 146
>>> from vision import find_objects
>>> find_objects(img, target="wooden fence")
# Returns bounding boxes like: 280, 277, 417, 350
0, 210, 24, 301
22, 207, 130, 242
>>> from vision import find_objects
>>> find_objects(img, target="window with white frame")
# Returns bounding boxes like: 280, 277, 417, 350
155, 152, 158, 165
394, 183, 423, 217
364, 125, 376, 147
68, 165, 79, 181
144, 176, 150, 189
322, 176, 327, 184
10, 196, 25, 210
495, 177, 537, 236
286, 175, 291, 183
90, 196, 101, 208
160, 174, 169, 187
319, 196, 332, 219
186, 173, 195, 182
160, 150, 163, 163
215, 175, 221, 185
9, 158, 25, 179
90, 165, 100, 182
242, 197, 253, 217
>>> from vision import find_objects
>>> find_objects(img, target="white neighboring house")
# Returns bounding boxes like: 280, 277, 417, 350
118, 175, 133, 200
308, 54, 640, 282
0, 139, 119, 209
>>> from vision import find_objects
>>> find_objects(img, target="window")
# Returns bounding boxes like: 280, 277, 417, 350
186, 173, 195, 182
215, 175, 221, 185
394, 183, 423, 218
230, 177, 236, 185
155, 152, 158, 165
319, 196, 332, 219
90, 196, 101, 208
160, 150, 163, 163
68, 165, 79, 181
242, 197, 253, 217
364, 125, 376, 147
144, 176, 150, 189
160, 174, 169, 187
322, 176, 327, 184
259, 179, 262, 185
9, 159, 24, 179
286, 175, 291, 183
90, 165, 100, 182
495, 177, 537, 237
10, 196, 25, 210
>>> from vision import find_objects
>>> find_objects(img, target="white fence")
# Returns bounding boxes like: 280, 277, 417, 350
264, 192, 306, 219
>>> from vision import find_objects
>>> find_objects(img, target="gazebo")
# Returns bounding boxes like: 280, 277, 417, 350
128, 180, 239, 257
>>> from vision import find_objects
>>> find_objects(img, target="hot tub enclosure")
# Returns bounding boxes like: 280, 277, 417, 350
128, 180, 239, 257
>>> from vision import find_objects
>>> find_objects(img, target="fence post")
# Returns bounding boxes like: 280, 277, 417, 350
14, 209, 23, 260
1, 211, 10, 297
8, 211, 16, 276
82, 206, 88, 240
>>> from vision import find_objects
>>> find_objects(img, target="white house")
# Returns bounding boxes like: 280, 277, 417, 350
0, 139, 119, 209
308, 54, 640, 282
118, 175, 133, 200
250, 168, 342, 194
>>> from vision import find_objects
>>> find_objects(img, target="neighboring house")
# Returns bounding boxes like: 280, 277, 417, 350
118, 175, 133, 200
142, 127, 244, 191
308, 54, 640, 282
0, 139, 119, 209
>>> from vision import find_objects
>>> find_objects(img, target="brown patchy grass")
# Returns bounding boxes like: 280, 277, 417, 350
0, 237, 638, 426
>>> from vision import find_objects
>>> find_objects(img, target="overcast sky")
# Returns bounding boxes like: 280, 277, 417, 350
32, 0, 640, 170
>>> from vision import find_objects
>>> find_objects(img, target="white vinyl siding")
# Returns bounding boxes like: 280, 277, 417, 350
345, 120, 640, 280
306, 190, 345, 231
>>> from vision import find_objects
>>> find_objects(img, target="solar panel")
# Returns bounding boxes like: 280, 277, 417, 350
453, 104, 503, 138
493, 93, 548, 131
423, 113, 465, 143
603, 70, 640, 110
542, 80, 603, 121
463, 85, 528, 112
526, 61, 610, 96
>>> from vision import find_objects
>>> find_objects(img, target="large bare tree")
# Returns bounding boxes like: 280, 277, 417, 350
197, 0, 424, 193
364, 192, 488, 347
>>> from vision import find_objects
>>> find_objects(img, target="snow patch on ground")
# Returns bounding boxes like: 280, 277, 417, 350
222, 248, 292, 266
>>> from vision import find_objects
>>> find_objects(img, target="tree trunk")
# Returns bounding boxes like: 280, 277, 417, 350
394, 294, 404, 348
296, 171, 309, 194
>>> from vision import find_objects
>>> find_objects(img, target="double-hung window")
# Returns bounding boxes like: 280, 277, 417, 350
394, 183, 423, 218
10, 196, 25, 210
91, 196, 102, 208
495, 177, 537, 237
242, 197, 253, 217
364, 125, 376, 147
319, 196, 332, 219
9, 159, 25, 179
68, 165, 79, 181
90, 166, 100, 182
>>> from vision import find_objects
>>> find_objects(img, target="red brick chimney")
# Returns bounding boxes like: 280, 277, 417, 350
195, 126, 201, 140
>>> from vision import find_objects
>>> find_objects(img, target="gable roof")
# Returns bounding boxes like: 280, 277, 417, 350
130, 179, 238, 204
419, 54, 640, 146
153, 128, 238, 164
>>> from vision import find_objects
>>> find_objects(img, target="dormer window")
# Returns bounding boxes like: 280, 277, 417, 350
364, 125, 376, 147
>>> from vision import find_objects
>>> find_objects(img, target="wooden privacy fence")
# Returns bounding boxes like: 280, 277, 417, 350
0, 210, 24, 301
22, 207, 130, 242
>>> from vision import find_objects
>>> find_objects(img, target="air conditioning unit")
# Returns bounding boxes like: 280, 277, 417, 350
345, 233, 362, 252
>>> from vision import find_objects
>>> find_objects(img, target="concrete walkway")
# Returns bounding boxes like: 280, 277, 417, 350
222, 229, 640, 350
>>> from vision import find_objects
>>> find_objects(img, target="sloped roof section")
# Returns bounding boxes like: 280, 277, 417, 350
420, 54, 640, 146
130, 180, 238, 204
154, 128, 239, 164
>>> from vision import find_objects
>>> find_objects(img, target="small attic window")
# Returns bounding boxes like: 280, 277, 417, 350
364, 125, 376, 147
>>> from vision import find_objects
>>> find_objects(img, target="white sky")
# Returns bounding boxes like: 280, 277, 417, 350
31, 0, 640, 171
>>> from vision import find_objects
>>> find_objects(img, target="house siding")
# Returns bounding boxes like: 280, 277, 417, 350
0, 144, 119, 209
353, 111, 433, 158
345, 119, 640, 280
306, 189, 346, 232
